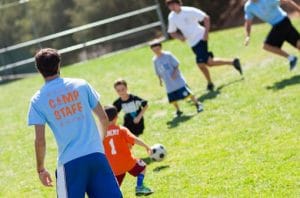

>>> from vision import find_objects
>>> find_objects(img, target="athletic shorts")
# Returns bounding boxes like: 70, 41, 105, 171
56, 153, 122, 198
116, 159, 146, 186
265, 17, 300, 48
124, 116, 144, 136
191, 40, 214, 64
167, 86, 192, 103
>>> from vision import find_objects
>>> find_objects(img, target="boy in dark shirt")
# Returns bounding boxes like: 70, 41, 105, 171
113, 79, 148, 136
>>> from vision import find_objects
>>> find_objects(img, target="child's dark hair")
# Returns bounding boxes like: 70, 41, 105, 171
165, 0, 182, 6
105, 105, 118, 121
35, 48, 61, 78
114, 78, 127, 88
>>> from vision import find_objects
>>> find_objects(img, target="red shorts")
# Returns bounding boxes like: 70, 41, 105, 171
116, 159, 146, 186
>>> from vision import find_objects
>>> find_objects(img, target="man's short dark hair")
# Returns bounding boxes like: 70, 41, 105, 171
105, 106, 118, 121
165, 0, 182, 6
114, 78, 127, 88
35, 48, 61, 78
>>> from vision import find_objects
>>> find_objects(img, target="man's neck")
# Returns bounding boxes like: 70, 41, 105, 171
45, 74, 59, 82
174, 7, 182, 14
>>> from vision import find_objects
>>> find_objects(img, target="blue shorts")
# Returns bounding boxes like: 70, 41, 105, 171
167, 86, 192, 103
56, 152, 122, 198
191, 40, 214, 64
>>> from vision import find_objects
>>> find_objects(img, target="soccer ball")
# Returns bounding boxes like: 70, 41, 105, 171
150, 144, 167, 162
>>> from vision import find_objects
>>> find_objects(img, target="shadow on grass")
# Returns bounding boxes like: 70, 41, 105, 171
198, 78, 244, 103
266, 75, 300, 91
153, 165, 170, 173
166, 114, 194, 129
141, 157, 153, 165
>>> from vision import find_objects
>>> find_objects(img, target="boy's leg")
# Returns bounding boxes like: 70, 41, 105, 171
192, 40, 214, 87
263, 43, 289, 58
188, 95, 204, 113
128, 160, 153, 196
116, 173, 126, 186
172, 102, 183, 117
197, 63, 213, 83
86, 153, 122, 198
206, 57, 243, 75
264, 18, 298, 70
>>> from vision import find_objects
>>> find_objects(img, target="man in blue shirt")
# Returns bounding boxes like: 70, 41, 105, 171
244, 0, 300, 70
28, 48, 122, 197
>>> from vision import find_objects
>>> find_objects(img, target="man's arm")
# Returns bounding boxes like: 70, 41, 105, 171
34, 125, 53, 187
203, 15, 210, 41
169, 32, 186, 42
244, 19, 252, 46
93, 103, 109, 138
281, 0, 300, 12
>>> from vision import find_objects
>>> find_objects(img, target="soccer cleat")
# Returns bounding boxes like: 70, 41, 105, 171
196, 103, 204, 113
233, 58, 243, 75
207, 83, 215, 92
175, 110, 183, 117
136, 185, 154, 196
289, 56, 298, 71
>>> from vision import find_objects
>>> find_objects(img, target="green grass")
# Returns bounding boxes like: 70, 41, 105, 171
0, 21, 299, 197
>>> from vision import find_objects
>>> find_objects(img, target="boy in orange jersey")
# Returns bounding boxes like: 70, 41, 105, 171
103, 105, 154, 196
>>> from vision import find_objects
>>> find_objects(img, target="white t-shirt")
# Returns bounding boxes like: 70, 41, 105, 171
168, 6, 207, 47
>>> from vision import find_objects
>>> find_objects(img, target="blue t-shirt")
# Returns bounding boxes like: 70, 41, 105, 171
244, 0, 287, 25
153, 51, 187, 93
28, 77, 104, 165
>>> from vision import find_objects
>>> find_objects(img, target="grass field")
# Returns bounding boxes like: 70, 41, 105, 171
0, 21, 299, 198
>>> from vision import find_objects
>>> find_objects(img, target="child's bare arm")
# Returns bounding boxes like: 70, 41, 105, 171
133, 105, 148, 124
134, 137, 151, 155
171, 66, 179, 80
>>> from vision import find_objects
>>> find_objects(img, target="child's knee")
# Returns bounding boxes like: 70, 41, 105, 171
206, 59, 214, 67
197, 63, 206, 69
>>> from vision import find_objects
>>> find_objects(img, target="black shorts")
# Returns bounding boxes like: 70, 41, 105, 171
124, 116, 144, 136
167, 86, 192, 103
191, 40, 214, 64
265, 17, 300, 48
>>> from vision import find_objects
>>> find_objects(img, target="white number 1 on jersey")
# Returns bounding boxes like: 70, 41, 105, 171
109, 138, 117, 155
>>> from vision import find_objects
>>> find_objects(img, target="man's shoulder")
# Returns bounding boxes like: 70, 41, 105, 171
244, 0, 253, 10
181, 6, 202, 13
30, 90, 42, 103
168, 11, 176, 20
63, 77, 87, 85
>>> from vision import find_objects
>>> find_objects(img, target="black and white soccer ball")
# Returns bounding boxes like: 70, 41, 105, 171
150, 144, 167, 162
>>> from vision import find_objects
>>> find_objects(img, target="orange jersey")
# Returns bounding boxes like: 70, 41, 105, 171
103, 124, 137, 176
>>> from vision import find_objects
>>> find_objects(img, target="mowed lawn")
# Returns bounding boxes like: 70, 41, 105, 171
0, 21, 299, 198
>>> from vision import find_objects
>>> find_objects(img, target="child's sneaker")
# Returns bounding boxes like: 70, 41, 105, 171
233, 58, 243, 75
136, 185, 154, 196
289, 56, 298, 71
207, 83, 215, 92
196, 103, 204, 113
175, 110, 183, 117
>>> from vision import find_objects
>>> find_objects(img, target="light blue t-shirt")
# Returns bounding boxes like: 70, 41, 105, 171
28, 77, 104, 165
153, 51, 187, 93
244, 0, 287, 25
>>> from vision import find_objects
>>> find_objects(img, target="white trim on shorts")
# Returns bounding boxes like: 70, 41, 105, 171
57, 165, 68, 198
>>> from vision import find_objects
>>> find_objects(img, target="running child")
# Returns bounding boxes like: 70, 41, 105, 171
150, 40, 204, 117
